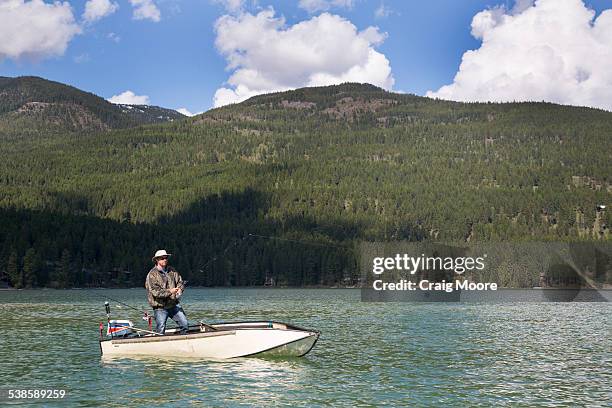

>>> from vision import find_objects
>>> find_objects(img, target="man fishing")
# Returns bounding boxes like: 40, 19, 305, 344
145, 249, 189, 334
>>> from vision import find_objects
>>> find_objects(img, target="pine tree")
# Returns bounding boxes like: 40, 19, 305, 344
55, 249, 71, 288
7, 250, 22, 289
22, 248, 39, 288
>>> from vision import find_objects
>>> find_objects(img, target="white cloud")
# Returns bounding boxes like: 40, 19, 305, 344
107, 32, 120, 42
213, 0, 245, 13
176, 108, 193, 116
73, 53, 90, 63
176, 107, 203, 116
82, 0, 118, 24
108, 90, 150, 105
427, 0, 612, 111
129, 0, 160, 22
0, 0, 81, 60
298, 0, 353, 13
374, 2, 392, 19
213, 9, 394, 107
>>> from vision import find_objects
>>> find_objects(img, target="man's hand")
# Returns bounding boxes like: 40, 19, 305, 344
170, 287, 181, 295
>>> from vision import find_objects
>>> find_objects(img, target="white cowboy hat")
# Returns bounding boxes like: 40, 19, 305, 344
152, 249, 172, 261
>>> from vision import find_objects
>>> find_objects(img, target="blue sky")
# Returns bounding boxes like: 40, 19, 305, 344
0, 0, 611, 113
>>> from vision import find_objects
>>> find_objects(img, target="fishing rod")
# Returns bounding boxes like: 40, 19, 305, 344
123, 326, 163, 336
90, 292, 151, 317
199, 235, 250, 273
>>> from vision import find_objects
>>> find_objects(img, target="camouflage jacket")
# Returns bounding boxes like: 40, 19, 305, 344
145, 266, 184, 309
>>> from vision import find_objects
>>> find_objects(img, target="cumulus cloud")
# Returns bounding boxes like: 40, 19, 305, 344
427, 0, 612, 111
129, 0, 160, 22
298, 0, 353, 13
82, 0, 118, 24
213, 9, 394, 107
0, 0, 81, 61
108, 90, 150, 105
176, 107, 203, 116
176, 108, 193, 116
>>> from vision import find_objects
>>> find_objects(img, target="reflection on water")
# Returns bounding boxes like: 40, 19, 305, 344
100, 355, 310, 405
0, 289, 610, 406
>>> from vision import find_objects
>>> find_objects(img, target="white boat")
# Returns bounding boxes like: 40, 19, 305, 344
99, 321, 320, 359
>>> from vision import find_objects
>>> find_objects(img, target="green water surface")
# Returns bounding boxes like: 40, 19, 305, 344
0, 289, 609, 406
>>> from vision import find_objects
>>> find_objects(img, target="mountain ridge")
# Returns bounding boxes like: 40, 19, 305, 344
197, 82, 612, 132
0, 76, 185, 133
206, 82, 611, 115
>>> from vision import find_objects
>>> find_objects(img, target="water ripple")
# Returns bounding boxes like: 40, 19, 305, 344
0, 289, 609, 406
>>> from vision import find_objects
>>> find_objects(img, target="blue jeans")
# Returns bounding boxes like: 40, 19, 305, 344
154, 305, 189, 334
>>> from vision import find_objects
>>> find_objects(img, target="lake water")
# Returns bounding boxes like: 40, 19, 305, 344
0, 289, 610, 406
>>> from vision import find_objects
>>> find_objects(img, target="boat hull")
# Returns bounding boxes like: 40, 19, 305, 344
100, 321, 319, 359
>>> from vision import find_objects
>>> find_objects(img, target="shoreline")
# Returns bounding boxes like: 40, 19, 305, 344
2, 286, 611, 291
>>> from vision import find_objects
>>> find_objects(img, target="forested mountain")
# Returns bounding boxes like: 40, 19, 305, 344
114, 104, 186, 124
0, 76, 184, 134
1, 81, 610, 289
